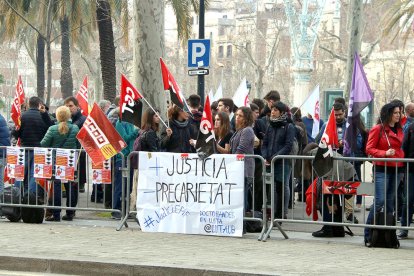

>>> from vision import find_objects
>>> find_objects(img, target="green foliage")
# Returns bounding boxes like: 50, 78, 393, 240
0, 74, 3, 85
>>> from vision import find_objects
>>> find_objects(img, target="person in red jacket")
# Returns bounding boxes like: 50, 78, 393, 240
364, 102, 404, 245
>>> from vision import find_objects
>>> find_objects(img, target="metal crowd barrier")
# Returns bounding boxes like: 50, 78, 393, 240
261, 154, 414, 241
0, 146, 125, 226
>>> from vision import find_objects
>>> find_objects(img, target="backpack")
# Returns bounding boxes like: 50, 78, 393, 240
366, 209, 400, 249
289, 124, 299, 155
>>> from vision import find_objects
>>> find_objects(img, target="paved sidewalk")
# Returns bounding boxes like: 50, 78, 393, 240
0, 218, 413, 276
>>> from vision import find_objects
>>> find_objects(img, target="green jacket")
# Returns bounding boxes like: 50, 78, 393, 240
115, 120, 138, 159
41, 122, 80, 149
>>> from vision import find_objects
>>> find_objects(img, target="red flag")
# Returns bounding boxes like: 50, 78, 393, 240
312, 108, 338, 177
195, 95, 216, 159
75, 76, 89, 116
76, 103, 126, 164
11, 76, 25, 128
120, 74, 143, 127
159, 58, 184, 109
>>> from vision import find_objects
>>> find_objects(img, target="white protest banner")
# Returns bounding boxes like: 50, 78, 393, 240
34, 148, 53, 179
6, 147, 25, 180
137, 152, 244, 237
92, 159, 111, 184
55, 149, 78, 181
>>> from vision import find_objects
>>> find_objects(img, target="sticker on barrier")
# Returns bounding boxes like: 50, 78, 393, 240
92, 159, 111, 184
34, 147, 53, 179
6, 147, 25, 180
55, 149, 78, 181
137, 152, 244, 237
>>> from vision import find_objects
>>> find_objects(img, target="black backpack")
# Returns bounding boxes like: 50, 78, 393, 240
366, 209, 400, 249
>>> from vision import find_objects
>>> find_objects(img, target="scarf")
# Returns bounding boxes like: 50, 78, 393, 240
173, 119, 189, 128
269, 113, 288, 127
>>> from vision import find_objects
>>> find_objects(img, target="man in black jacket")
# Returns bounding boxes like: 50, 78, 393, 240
13, 96, 52, 194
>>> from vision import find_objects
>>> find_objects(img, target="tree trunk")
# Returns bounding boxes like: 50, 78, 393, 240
133, 0, 165, 118
60, 15, 74, 100
96, 0, 117, 103
344, 0, 363, 100
46, 40, 52, 107
255, 66, 264, 99
36, 35, 45, 100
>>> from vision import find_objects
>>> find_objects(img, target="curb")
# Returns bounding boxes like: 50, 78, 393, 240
0, 256, 271, 276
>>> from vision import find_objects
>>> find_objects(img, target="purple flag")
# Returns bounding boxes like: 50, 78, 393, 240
343, 53, 374, 156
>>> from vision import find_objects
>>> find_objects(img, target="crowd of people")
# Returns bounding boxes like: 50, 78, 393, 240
1, 91, 414, 245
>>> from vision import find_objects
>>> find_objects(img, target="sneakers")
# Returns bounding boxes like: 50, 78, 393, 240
397, 231, 408, 240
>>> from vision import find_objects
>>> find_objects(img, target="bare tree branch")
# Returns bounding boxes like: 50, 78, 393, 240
361, 38, 380, 65
319, 45, 347, 61
323, 29, 342, 44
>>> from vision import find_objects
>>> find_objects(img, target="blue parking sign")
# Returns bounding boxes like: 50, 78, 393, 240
188, 39, 210, 68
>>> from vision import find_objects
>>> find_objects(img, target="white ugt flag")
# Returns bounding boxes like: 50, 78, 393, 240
301, 85, 320, 138
232, 78, 250, 107
214, 83, 223, 102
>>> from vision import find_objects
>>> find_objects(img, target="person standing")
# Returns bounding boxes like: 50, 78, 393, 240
0, 113, 10, 194
230, 106, 255, 211
41, 106, 79, 221
364, 102, 404, 245
262, 102, 295, 219
214, 112, 232, 154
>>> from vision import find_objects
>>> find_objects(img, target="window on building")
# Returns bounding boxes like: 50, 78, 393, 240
219, 26, 225, 36
226, 45, 232, 57
218, 46, 224, 58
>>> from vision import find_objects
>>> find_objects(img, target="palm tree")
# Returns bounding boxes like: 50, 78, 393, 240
96, 0, 117, 103
383, 1, 414, 44
132, 0, 208, 117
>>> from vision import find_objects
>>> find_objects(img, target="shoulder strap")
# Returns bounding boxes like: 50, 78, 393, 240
58, 125, 73, 148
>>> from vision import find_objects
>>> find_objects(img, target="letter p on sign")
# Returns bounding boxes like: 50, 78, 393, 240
188, 39, 210, 68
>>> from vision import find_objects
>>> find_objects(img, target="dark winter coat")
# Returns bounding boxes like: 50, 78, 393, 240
13, 108, 50, 147
160, 119, 197, 153
0, 114, 10, 157
72, 109, 86, 129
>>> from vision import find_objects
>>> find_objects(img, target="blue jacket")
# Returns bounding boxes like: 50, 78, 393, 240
0, 114, 10, 158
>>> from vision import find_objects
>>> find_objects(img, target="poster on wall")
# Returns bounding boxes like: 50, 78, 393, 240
137, 152, 244, 237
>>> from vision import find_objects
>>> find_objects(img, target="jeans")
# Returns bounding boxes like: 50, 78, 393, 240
400, 173, 414, 234
354, 161, 363, 205
273, 162, 291, 219
52, 180, 78, 218
14, 150, 41, 196
0, 159, 4, 194
113, 158, 133, 213
364, 171, 403, 239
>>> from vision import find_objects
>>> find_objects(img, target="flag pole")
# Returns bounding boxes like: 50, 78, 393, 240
139, 95, 169, 129
293, 85, 319, 116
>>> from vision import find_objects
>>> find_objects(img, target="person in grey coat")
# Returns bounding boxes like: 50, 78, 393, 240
230, 106, 255, 211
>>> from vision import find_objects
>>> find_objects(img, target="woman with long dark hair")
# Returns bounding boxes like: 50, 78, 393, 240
140, 109, 161, 152
364, 102, 404, 245
230, 106, 255, 211
161, 105, 196, 153
214, 111, 232, 154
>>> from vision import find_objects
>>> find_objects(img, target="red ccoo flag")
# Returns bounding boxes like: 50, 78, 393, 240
120, 74, 143, 128
195, 95, 216, 159
77, 103, 126, 165
11, 76, 25, 128
312, 107, 338, 177
76, 76, 89, 116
